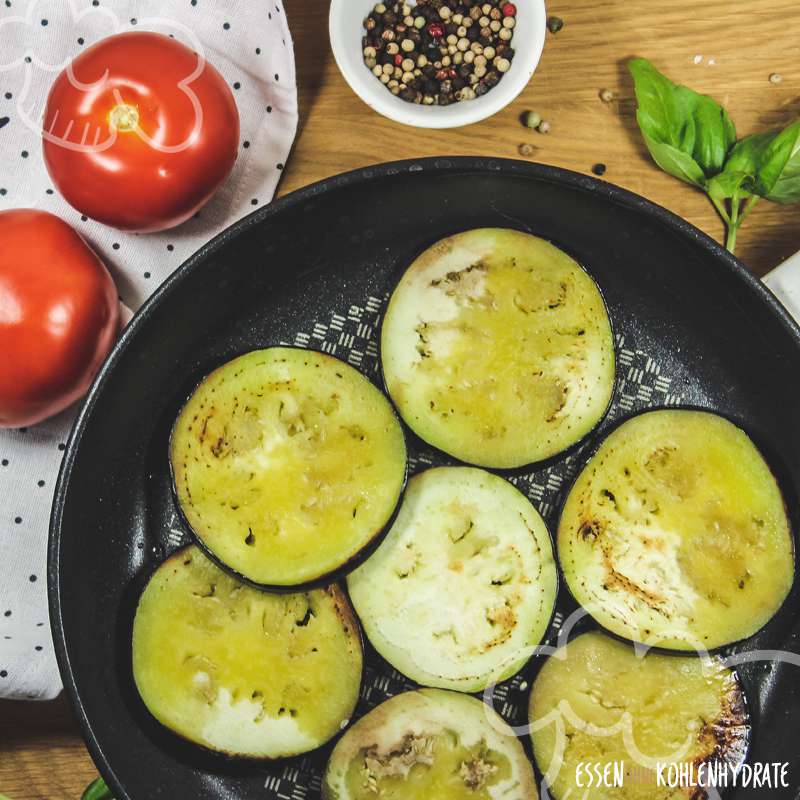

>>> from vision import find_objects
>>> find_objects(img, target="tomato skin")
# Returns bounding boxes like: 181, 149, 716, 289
43, 32, 240, 233
0, 210, 120, 428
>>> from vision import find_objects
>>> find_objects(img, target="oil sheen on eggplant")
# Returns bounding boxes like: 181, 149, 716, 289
558, 409, 794, 650
380, 228, 615, 468
529, 632, 749, 800
347, 467, 557, 691
131, 546, 363, 758
170, 348, 407, 587
323, 689, 537, 799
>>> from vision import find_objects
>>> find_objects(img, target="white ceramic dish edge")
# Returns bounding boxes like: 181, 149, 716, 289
764, 253, 800, 325
329, 0, 547, 129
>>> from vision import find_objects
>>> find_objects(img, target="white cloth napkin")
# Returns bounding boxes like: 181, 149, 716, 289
0, 0, 298, 700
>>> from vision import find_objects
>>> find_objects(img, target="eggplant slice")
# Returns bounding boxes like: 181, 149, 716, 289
348, 467, 557, 692
558, 409, 794, 650
323, 688, 538, 799
170, 348, 407, 588
131, 546, 363, 758
380, 228, 615, 468
529, 631, 749, 800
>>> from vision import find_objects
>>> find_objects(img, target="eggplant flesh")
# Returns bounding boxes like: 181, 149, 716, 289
170, 348, 407, 587
323, 688, 538, 800
348, 467, 557, 692
530, 632, 749, 800
131, 546, 363, 758
558, 409, 794, 650
380, 228, 615, 468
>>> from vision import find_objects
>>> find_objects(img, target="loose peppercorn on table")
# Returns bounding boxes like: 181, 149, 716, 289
2, 0, 799, 797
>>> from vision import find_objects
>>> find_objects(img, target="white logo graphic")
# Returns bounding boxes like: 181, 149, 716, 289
1, 0, 207, 153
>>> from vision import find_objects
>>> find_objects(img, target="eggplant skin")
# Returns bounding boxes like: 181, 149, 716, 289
170, 347, 407, 588
131, 546, 363, 759
380, 228, 615, 468
558, 409, 794, 650
348, 467, 557, 692
323, 688, 538, 800
529, 632, 749, 800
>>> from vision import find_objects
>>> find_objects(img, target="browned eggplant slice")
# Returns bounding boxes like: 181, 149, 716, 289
132, 546, 363, 758
170, 347, 407, 588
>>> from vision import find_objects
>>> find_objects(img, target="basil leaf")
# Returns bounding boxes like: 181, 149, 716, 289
82, 778, 115, 800
706, 169, 751, 202
629, 58, 736, 182
641, 134, 706, 187
723, 122, 800, 203
766, 123, 800, 204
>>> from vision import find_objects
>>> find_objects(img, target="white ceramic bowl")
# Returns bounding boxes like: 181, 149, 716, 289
329, 0, 547, 129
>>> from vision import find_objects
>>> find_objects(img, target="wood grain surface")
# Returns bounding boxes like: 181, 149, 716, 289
1, 1, 798, 798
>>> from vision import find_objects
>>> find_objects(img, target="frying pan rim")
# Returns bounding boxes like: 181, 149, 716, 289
47, 156, 800, 800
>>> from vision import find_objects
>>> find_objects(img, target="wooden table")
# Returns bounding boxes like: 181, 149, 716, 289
1, 1, 798, 798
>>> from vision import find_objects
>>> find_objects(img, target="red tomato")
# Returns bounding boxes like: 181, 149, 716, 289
0, 210, 120, 428
42, 32, 240, 232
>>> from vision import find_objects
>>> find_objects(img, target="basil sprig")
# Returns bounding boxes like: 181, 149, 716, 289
629, 58, 800, 253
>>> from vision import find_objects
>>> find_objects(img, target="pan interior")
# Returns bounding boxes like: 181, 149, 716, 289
51, 161, 800, 800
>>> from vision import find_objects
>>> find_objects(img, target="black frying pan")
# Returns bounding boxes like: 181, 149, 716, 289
49, 158, 800, 800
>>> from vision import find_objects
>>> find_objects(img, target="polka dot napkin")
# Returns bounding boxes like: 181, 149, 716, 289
0, 0, 298, 700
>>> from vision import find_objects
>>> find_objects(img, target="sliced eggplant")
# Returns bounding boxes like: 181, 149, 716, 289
558, 409, 794, 650
323, 688, 538, 799
380, 228, 615, 468
529, 631, 749, 800
170, 348, 407, 588
348, 466, 557, 692
131, 546, 363, 758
